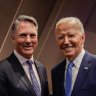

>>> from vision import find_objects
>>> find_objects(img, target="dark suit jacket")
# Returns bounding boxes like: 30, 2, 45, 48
51, 51, 96, 96
0, 53, 49, 96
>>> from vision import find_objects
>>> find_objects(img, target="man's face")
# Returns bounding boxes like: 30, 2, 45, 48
55, 23, 85, 61
12, 21, 38, 59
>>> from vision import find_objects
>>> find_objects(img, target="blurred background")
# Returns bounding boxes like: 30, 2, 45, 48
0, 0, 96, 93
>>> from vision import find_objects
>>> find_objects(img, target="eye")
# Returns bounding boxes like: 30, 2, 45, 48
58, 35, 64, 40
18, 33, 27, 38
69, 34, 75, 38
30, 33, 37, 38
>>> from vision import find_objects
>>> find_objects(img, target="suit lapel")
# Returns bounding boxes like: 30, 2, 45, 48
8, 53, 36, 96
34, 60, 44, 95
72, 52, 92, 96
56, 59, 66, 96
34, 60, 49, 96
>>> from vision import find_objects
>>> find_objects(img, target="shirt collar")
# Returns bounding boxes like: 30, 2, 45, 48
14, 50, 34, 64
66, 49, 85, 69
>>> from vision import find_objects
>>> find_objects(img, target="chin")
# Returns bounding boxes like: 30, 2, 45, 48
22, 51, 33, 56
65, 53, 75, 58
23, 49, 33, 53
25, 52, 33, 56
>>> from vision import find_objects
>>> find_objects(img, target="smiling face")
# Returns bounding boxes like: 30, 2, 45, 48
55, 22, 85, 61
11, 21, 38, 59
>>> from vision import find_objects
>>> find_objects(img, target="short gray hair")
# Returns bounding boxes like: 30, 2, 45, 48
56, 17, 84, 33
12, 15, 38, 33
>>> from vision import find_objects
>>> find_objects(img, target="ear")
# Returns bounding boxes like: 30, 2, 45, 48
11, 34, 15, 40
82, 33, 85, 44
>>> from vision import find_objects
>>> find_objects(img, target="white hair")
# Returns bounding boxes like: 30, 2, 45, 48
56, 17, 84, 33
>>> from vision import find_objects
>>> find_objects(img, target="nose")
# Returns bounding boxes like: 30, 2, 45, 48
64, 36, 69, 44
26, 35, 31, 42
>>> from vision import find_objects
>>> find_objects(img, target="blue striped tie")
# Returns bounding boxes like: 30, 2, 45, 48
65, 62, 74, 96
26, 60, 41, 96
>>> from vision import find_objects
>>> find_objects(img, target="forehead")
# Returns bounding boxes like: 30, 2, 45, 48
55, 23, 82, 36
14, 21, 37, 35
16, 21, 37, 32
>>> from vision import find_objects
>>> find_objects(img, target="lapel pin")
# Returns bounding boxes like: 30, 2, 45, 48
84, 67, 88, 70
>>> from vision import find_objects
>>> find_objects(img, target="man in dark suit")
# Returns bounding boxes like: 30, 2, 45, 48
51, 17, 96, 96
0, 15, 49, 96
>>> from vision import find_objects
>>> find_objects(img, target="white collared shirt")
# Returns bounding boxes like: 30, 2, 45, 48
14, 50, 41, 89
65, 49, 85, 91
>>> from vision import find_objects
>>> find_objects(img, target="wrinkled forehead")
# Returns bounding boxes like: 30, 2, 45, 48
55, 22, 81, 32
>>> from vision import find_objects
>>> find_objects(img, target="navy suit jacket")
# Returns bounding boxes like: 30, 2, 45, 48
0, 53, 49, 96
51, 51, 96, 96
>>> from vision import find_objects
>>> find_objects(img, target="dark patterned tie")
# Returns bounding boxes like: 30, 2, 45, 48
26, 60, 41, 96
65, 62, 74, 96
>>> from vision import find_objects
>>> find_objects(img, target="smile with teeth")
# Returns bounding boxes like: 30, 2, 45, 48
23, 45, 33, 49
62, 45, 74, 51
64, 46, 73, 49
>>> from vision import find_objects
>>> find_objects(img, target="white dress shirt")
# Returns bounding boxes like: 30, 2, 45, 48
14, 50, 41, 89
65, 49, 85, 91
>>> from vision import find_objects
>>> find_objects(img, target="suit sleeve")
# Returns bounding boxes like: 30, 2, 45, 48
0, 63, 8, 96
